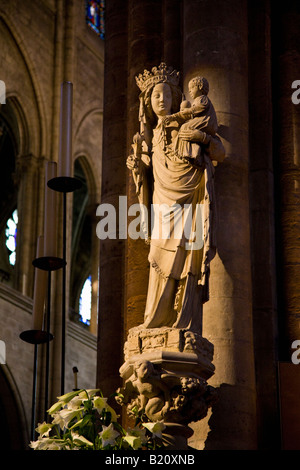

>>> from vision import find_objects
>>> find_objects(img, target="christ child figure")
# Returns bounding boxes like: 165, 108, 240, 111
163, 76, 218, 162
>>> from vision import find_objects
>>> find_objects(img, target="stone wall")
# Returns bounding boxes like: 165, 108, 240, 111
0, 0, 103, 448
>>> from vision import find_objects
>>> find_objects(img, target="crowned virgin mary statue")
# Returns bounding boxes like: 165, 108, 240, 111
127, 63, 225, 333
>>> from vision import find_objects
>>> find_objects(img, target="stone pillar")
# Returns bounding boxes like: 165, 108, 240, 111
248, 0, 280, 449
272, 2, 300, 449
125, 0, 164, 336
96, 0, 128, 395
162, 0, 182, 72
119, 1, 220, 448
15, 153, 39, 296
273, 1, 300, 360
182, 0, 257, 449
88, 203, 100, 336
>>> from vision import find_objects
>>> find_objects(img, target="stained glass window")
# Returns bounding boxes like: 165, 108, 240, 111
85, 0, 105, 39
79, 275, 92, 325
5, 209, 18, 266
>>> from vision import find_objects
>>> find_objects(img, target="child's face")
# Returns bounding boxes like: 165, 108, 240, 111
188, 80, 201, 99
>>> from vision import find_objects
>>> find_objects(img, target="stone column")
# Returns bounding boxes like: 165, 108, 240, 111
125, 0, 164, 336
96, 0, 128, 396
15, 153, 39, 297
119, 2, 219, 449
248, 0, 280, 449
272, 3, 300, 449
273, 2, 300, 360
162, 0, 182, 72
88, 203, 100, 336
182, 0, 257, 449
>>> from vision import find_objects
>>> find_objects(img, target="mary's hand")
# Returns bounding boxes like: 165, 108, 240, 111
126, 154, 139, 171
178, 128, 210, 144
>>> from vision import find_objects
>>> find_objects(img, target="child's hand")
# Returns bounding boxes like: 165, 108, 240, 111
162, 115, 171, 126
179, 128, 208, 143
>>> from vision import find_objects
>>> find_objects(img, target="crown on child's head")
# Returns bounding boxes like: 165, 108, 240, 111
135, 62, 180, 92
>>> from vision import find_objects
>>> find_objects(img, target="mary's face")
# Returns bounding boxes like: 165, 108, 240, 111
151, 82, 172, 117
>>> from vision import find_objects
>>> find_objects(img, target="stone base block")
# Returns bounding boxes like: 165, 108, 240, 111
162, 423, 194, 450
118, 327, 217, 430
123, 326, 215, 380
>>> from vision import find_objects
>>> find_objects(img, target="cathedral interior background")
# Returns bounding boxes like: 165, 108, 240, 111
0, 0, 300, 451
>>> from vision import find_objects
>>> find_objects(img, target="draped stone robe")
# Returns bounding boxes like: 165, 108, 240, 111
133, 118, 223, 332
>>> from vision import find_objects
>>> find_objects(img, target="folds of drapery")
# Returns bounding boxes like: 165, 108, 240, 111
130, 123, 222, 329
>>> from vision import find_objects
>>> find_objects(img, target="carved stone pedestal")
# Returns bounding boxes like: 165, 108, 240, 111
162, 423, 194, 450
118, 327, 217, 450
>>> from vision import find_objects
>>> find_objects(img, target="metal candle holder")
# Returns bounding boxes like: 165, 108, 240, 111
47, 175, 82, 396
20, 256, 64, 437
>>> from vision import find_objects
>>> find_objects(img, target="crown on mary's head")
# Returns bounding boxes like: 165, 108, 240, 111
135, 62, 180, 92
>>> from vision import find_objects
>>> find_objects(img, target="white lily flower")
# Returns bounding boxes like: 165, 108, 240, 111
71, 432, 93, 448
142, 421, 166, 438
30, 437, 56, 450
123, 434, 143, 450
52, 408, 81, 430
47, 442, 64, 450
93, 396, 118, 422
30, 439, 42, 450
51, 412, 65, 430
67, 395, 85, 410
99, 423, 120, 447
47, 400, 64, 415
35, 421, 53, 437
78, 389, 99, 399
126, 425, 147, 443
93, 395, 108, 413
123, 427, 147, 450
57, 390, 83, 403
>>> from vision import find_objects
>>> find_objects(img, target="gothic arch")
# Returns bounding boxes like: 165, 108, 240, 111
69, 156, 99, 333
0, 98, 23, 224
0, 13, 47, 156
0, 15, 48, 295
0, 364, 28, 450
75, 153, 98, 207
74, 106, 103, 204
4, 95, 29, 157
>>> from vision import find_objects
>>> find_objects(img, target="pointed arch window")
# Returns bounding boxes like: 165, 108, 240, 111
70, 158, 98, 334
5, 209, 18, 266
85, 0, 105, 39
79, 275, 92, 326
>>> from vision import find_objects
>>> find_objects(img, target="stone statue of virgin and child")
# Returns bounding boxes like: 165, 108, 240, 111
126, 63, 225, 334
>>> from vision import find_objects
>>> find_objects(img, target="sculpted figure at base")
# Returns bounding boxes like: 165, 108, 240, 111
118, 360, 170, 421
117, 359, 218, 425
127, 63, 225, 331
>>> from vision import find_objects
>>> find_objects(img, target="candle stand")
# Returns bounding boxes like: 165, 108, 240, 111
47, 175, 82, 395
19, 81, 81, 441
20, 255, 65, 437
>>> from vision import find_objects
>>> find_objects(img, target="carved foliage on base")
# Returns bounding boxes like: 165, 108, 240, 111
117, 357, 217, 426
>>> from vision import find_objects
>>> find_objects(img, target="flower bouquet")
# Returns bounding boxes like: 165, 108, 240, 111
30, 388, 165, 450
